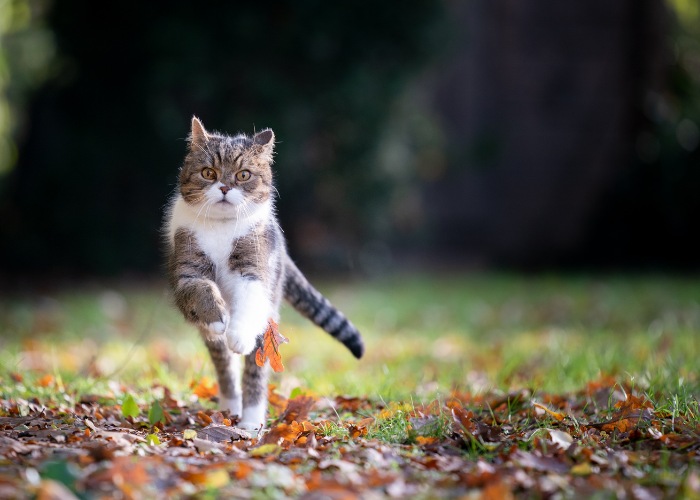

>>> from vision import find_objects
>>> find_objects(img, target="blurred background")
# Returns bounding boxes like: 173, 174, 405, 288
1, 0, 700, 285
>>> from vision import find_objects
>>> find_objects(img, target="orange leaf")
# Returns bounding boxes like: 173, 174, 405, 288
255, 319, 289, 372
192, 376, 219, 399
416, 436, 439, 446
259, 422, 304, 447
234, 462, 254, 480
37, 374, 55, 387
533, 402, 566, 422
268, 386, 288, 415
197, 411, 213, 425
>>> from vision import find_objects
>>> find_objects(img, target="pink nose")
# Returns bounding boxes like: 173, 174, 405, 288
220, 185, 231, 195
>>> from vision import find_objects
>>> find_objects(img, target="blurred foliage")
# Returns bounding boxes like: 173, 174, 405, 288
586, 1, 700, 268
0, 0, 446, 276
4, 1, 700, 277
0, 0, 55, 175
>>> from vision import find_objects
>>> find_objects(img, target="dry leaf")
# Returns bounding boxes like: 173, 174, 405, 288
255, 319, 289, 372
192, 376, 219, 399
37, 374, 55, 388
533, 402, 566, 422
281, 395, 316, 423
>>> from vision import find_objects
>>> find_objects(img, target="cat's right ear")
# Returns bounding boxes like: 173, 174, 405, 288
189, 116, 209, 151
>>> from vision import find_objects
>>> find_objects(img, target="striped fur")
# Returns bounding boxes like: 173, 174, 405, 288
284, 257, 364, 358
164, 117, 364, 430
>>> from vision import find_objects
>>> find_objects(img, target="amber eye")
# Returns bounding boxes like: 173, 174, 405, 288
201, 168, 217, 181
236, 170, 252, 182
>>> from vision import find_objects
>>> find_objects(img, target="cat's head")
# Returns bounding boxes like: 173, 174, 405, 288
178, 117, 275, 216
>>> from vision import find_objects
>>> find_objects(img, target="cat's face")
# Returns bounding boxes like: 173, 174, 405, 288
179, 118, 275, 218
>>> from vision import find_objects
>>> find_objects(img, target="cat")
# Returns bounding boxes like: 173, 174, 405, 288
164, 117, 364, 432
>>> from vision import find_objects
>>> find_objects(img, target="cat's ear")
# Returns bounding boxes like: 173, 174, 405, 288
189, 116, 209, 150
253, 128, 275, 148
252, 128, 275, 162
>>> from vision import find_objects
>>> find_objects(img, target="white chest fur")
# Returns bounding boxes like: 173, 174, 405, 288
167, 195, 272, 271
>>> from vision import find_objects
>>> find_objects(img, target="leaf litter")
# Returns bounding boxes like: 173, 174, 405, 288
0, 375, 698, 498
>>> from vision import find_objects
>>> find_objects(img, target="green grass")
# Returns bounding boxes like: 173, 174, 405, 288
1, 272, 698, 408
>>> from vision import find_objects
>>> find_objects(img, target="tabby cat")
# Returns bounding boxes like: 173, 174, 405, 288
164, 117, 364, 431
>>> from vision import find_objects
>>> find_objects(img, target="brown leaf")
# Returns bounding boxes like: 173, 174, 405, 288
512, 450, 570, 474
254, 319, 288, 372
281, 395, 316, 423
334, 395, 372, 412
197, 424, 251, 442
259, 421, 304, 447
481, 480, 515, 500
589, 394, 655, 433
209, 411, 226, 425
268, 386, 288, 416
197, 411, 213, 426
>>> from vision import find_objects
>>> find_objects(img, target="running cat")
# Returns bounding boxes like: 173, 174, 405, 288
164, 117, 364, 431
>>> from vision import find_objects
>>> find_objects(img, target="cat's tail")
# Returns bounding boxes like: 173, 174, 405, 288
283, 257, 364, 359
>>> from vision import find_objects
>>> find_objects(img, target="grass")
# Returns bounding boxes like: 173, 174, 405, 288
1, 272, 698, 405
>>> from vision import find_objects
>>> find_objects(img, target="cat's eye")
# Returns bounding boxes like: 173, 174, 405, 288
236, 170, 252, 182
201, 168, 217, 180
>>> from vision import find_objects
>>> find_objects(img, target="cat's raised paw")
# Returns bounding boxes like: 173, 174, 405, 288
206, 317, 229, 336
226, 332, 258, 356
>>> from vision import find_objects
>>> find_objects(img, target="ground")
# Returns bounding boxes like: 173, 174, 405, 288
0, 273, 698, 498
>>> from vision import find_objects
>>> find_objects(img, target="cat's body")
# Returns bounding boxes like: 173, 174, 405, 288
164, 117, 363, 431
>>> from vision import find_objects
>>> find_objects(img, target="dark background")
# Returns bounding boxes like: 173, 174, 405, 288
1, 0, 699, 284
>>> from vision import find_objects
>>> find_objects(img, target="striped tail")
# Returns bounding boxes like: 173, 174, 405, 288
283, 257, 364, 359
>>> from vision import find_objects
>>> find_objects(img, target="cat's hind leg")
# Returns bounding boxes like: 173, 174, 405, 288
239, 344, 269, 432
200, 327, 242, 418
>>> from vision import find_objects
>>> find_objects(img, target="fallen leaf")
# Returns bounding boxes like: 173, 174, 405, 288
183, 429, 197, 440
37, 374, 55, 388
255, 319, 289, 372
183, 468, 230, 489
192, 376, 219, 399
234, 462, 254, 480
121, 394, 139, 419
249, 443, 282, 458
148, 400, 165, 425
415, 436, 439, 446
197, 411, 213, 425
259, 422, 304, 447
145, 434, 160, 445
197, 425, 250, 443
570, 462, 593, 476
268, 386, 289, 416
546, 428, 574, 450
281, 395, 316, 423
481, 480, 514, 500
533, 402, 566, 422
512, 450, 569, 474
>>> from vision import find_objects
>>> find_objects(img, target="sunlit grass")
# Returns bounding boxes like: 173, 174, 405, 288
0, 273, 698, 410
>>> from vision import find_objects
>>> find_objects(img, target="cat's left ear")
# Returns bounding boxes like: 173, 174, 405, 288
253, 128, 275, 149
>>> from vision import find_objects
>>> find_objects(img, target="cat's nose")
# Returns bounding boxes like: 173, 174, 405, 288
220, 185, 231, 195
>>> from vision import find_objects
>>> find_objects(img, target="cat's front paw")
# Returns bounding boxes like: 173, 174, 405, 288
226, 330, 259, 355
205, 310, 229, 338
226, 314, 266, 355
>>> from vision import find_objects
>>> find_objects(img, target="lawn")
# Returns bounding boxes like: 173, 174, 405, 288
0, 273, 698, 498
